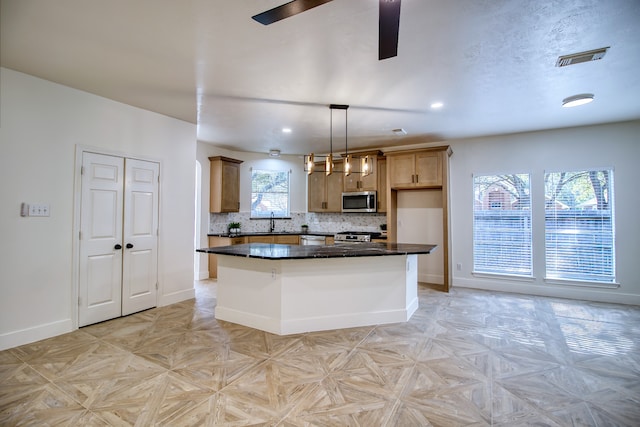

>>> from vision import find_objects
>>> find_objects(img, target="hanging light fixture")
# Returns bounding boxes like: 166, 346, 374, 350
304, 104, 371, 177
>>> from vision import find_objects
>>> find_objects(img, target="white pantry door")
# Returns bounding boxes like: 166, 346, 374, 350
79, 153, 124, 326
121, 158, 159, 316
79, 153, 159, 327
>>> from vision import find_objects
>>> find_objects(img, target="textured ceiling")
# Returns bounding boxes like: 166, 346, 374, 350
2, 0, 639, 155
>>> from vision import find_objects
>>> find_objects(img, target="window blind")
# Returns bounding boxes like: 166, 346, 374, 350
473, 174, 532, 276
544, 170, 615, 283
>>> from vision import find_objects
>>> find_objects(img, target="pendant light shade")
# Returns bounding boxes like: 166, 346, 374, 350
303, 104, 373, 177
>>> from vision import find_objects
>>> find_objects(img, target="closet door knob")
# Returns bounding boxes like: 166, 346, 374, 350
126, 243, 134, 249
114, 244, 122, 250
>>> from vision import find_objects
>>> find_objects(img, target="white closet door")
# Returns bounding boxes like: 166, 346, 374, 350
79, 153, 124, 327
122, 158, 159, 315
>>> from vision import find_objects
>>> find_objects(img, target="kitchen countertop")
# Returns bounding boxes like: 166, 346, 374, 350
196, 242, 436, 260
208, 232, 335, 238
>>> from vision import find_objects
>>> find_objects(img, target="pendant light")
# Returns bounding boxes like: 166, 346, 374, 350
304, 104, 369, 177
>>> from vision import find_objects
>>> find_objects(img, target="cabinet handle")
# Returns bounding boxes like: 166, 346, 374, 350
415, 174, 418, 183
126, 243, 134, 249
114, 244, 122, 250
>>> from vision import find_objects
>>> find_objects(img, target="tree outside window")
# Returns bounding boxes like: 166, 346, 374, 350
473, 174, 532, 276
545, 169, 615, 283
251, 170, 290, 218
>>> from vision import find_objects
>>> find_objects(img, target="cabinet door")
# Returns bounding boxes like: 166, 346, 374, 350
343, 173, 360, 192
415, 152, 442, 187
220, 161, 240, 212
359, 157, 378, 191
388, 153, 416, 188
275, 235, 299, 244
248, 236, 275, 243
308, 171, 326, 212
377, 158, 387, 213
325, 164, 344, 212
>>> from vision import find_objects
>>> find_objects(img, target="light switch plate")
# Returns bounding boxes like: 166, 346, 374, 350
28, 204, 50, 217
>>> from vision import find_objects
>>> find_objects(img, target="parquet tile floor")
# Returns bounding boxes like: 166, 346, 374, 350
1, 281, 639, 426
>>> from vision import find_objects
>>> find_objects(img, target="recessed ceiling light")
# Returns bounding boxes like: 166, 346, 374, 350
282, 127, 292, 133
430, 102, 444, 109
562, 93, 594, 108
269, 149, 281, 157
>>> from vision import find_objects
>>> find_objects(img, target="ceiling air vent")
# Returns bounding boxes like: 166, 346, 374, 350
556, 47, 609, 67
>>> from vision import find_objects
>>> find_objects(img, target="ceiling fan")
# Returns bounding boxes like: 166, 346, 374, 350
252, 0, 402, 60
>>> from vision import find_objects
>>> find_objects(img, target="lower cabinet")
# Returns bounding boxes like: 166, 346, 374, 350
208, 236, 245, 278
209, 234, 301, 277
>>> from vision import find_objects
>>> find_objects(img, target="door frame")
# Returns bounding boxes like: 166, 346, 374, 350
72, 145, 162, 330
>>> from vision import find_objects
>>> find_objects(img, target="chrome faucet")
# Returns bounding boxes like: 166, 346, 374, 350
269, 212, 275, 232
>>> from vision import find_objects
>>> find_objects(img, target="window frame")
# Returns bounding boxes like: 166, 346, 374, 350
543, 168, 617, 286
250, 168, 291, 219
472, 172, 534, 279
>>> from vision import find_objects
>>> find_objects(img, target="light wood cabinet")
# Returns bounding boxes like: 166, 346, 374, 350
386, 146, 452, 292
343, 156, 378, 192
208, 236, 246, 278
377, 157, 387, 213
387, 151, 442, 189
275, 235, 300, 244
209, 156, 243, 212
247, 235, 300, 244
307, 160, 344, 212
247, 235, 274, 243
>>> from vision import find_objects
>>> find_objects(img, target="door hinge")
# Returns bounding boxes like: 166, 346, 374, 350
79, 231, 82, 240
78, 296, 81, 306
81, 166, 84, 175
155, 282, 159, 290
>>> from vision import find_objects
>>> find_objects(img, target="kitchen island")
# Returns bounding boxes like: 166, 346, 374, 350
197, 242, 437, 335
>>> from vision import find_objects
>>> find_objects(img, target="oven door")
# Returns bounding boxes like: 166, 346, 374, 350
342, 191, 377, 213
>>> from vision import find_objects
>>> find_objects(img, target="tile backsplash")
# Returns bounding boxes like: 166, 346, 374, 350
209, 212, 387, 234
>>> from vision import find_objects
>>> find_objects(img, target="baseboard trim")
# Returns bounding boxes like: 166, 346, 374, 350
453, 277, 640, 305
159, 287, 196, 306
0, 318, 73, 351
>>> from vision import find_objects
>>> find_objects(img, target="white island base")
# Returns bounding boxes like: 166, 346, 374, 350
215, 254, 418, 335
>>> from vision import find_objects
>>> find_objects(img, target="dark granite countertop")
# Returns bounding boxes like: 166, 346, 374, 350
208, 232, 335, 238
196, 242, 437, 260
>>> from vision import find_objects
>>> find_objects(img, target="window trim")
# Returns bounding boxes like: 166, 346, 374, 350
250, 168, 291, 219
472, 172, 534, 278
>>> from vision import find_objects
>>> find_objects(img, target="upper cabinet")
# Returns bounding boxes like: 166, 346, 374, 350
387, 150, 444, 189
308, 160, 344, 212
343, 156, 378, 192
209, 156, 243, 212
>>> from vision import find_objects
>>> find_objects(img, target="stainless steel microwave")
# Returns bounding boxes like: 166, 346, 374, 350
342, 191, 377, 213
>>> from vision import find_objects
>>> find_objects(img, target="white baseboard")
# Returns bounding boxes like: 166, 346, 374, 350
420, 272, 443, 285
159, 287, 196, 306
453, 277, 640, 305
0, 318, 73, 351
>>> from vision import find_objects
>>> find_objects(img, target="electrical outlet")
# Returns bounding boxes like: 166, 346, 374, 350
456, 263, 462, 271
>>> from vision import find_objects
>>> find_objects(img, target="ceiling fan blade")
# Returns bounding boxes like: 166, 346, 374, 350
379, 0, 401, 60
252, 0, 334, 25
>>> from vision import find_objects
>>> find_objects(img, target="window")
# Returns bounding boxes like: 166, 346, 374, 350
545, 169, 615, 283
251, 169, 290, 218
473, 174, 532, 276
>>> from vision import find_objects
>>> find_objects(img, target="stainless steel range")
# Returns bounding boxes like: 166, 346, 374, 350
334, 231, 381, 243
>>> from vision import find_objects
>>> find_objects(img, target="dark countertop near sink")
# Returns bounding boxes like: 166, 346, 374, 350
196, 242, 437, 260
208, 232, 336, 238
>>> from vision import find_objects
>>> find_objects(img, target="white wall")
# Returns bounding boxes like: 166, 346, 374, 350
0, 68, 197, 350
448, 121, 640, 304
